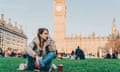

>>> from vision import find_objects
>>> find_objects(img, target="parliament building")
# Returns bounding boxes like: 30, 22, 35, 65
53, 0, 120, 57
0, 14, 27, 53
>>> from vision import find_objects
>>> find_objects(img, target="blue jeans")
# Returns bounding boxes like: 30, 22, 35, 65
27, 52, 56, 71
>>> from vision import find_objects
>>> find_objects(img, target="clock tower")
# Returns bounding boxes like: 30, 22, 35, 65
54, 0, 66, 53
112, 18, 119, 39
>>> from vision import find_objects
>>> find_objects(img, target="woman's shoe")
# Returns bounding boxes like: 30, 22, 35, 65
17, 63, 27, 70
49, 64, 57, 72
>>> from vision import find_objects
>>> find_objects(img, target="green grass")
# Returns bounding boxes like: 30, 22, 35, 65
0, 57, 120, 72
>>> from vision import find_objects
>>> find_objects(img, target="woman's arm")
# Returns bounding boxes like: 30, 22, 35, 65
25, 41, 37, 58
48, 40, 56, 52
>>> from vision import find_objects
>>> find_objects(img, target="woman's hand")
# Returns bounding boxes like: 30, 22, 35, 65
35, 55, 39, 64
35, 55, 40, 70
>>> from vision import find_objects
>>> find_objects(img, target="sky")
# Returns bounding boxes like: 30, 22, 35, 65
0, 0, 120, 43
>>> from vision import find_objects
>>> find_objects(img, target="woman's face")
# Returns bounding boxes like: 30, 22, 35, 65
40, 30, 49, 41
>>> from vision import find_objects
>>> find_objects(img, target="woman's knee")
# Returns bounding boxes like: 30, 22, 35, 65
48, 52, 56, 57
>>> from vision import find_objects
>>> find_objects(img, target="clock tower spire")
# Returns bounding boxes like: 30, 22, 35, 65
112, 18, 119, 39
54, 0, 66, 53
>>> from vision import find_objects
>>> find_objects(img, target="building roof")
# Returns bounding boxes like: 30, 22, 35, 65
0, 14, 27, 39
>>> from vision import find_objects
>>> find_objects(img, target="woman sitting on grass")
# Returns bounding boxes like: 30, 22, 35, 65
26, 28, 56, 71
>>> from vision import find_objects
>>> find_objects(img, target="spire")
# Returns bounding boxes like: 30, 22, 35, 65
8, 18, 12, 27
92, 32, 96, 38
20, 25, 23, 33
112, 17, 117, 29
112, 17, 116, 25
20, 25, 22, 29
13, 22, 19, 32
1, 14, 5, 24
1, 14, 4, 20
14, 22, 18, 28
113, 17, 115, 23
15, 22, 17, 27
8, 18, 11, 24
112, 17, 119, 39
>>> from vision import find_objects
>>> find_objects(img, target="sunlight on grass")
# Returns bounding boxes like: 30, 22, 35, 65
0, 57, 120, 72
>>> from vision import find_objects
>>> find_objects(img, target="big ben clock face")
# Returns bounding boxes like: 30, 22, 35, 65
56, 5, 62, 12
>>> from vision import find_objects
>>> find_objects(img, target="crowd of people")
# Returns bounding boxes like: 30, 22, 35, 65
69, 46, 119, 60
105, 50, 118, 59
0, 48, 26, 58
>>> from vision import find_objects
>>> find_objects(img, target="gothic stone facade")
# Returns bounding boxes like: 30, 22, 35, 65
0, 14, 27, 53
54, 0, 119, 57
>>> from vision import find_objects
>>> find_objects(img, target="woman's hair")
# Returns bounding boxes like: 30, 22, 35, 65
37, 28, 49, 48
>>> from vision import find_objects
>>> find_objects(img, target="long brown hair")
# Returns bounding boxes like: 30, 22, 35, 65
37, 28, 49, 48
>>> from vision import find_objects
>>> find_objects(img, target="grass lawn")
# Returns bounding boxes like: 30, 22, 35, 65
0, 57, 120, 72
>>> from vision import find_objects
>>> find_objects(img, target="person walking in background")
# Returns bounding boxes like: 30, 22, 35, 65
70, 50, 76, 60
112, 50, 118, 59
26, 28, 56, 71
75, 46, 85, 60
105, 52, 111, 59
0, 48, 4, 57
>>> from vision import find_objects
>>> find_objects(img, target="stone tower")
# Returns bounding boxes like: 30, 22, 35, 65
112, 18, 119, 39
54, 0, 66, 53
